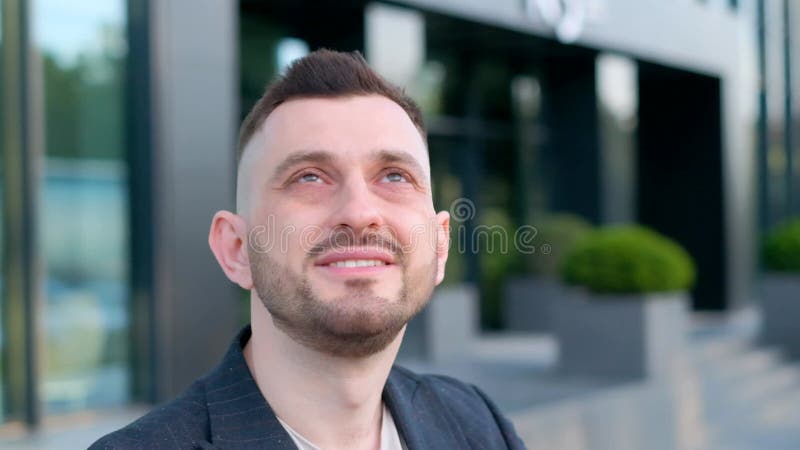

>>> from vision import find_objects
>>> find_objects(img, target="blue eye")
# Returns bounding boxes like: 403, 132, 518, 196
382, 171, 408, 183
298, 173, 322, 184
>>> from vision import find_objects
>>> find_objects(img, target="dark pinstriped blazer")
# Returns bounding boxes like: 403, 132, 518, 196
90, 326, 526, 449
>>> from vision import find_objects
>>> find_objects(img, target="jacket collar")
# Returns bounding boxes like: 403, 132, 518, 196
382, 366, 472, 450
203, 326, 296, 450
203, 326, 470, 450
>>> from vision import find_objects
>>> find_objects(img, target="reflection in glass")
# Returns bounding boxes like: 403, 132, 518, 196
34, 0, 130, 414
428, 135, 467, 285
240, 14, 309, 120
763, 0, 789, 223
597, 53, 637, 224
366, 3, 424, 89
276, 38, 308, 74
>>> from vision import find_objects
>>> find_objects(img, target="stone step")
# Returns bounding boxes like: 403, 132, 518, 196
704, 365, 800, 426
731, 364, 800, 405
689, 335, 750, 363
707, 428, 800, 450
689, 346, 795, 433
755, 385, 800, 426
696, 359, 800, 450
705, 395, 800, 450
694, 346, 783, 385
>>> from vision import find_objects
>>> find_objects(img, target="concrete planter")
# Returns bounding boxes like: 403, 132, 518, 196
553, 288, 689, 379
760, 274, 800, 359
399, 283, 478, 363
503, 277, 563, 333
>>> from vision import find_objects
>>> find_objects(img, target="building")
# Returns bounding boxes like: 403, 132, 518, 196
0, 0, 793, 431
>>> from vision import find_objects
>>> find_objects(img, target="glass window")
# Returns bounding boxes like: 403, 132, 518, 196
240, 15, 312, 120
33, 0, 131, 414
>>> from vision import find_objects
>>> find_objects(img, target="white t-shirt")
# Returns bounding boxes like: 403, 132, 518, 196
276, 403, 406, 450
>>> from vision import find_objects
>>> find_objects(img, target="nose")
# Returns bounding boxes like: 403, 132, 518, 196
330, 177, 385, 235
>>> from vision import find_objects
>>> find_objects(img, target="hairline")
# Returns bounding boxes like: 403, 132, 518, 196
237, 93, 428, 173
235, 94, 430, 214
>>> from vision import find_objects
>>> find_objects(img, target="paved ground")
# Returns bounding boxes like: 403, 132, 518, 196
0, 408, 146, 450
3, 307, 799, 449
396, 307, 800, 450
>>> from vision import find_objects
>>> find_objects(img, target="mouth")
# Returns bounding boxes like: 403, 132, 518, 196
313, 248, 397, 277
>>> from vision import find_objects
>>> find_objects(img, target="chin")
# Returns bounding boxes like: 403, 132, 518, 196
315, 281, 403, 302
322, 297, 408, 331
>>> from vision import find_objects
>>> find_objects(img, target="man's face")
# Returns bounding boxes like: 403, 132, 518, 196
241, 95, 449, 357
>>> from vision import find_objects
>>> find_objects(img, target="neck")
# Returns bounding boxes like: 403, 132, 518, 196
244, 298, 404, 450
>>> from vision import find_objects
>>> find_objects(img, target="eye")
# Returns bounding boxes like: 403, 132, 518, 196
381, 170, 409, 183
297, 172, 323, 184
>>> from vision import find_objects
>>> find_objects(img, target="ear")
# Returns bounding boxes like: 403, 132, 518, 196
434, 211, 450, 285
209, 210, 253, 290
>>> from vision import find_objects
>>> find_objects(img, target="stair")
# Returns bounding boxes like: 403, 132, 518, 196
688, 326, 800, 450
427, 306, 800, 450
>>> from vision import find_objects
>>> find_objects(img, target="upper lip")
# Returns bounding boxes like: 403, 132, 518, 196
314, 247, 396, 266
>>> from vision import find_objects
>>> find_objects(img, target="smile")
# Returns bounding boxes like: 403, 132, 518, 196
327, 259, 387, 268
313, 247, 398, 277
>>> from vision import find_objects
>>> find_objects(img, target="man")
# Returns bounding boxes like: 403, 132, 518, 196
92, 49, 525, 450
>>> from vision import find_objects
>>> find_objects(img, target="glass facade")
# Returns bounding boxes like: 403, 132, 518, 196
0, 0, 788, 432
0, 0, 132, 423
757, 0, 800, 228
33, 0, 131, 415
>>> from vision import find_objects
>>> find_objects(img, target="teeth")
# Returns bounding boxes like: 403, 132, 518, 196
328, 259, 387, 268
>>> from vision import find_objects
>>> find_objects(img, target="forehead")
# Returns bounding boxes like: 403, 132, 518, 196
248, 95, 428, 173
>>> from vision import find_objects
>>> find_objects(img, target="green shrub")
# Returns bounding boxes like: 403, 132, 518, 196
763, 218, 800, 272
561, 225, 696, 294
528, 213, 593, 278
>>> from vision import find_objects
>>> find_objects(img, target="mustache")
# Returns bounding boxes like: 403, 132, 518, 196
307, 228, 401, 257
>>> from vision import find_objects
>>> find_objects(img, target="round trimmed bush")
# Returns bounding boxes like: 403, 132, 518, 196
560, 225, 696, 294
763, 218, 800, 272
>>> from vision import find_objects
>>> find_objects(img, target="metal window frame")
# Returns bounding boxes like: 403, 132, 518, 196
1, 0, 42, 427
126, 0, 157, 405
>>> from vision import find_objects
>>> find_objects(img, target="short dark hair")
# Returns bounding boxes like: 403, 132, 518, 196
237, 49, 426, 164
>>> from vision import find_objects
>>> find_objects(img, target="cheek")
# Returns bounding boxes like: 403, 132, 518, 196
393, 214, 439, 256
262, 201, 324, 236
247, 210, 304, 263
275, 211, 331, 265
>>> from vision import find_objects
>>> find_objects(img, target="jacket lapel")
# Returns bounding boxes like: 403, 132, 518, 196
383, 367, 472, 450
203, 328, 471, 450
204, 326, 297, 450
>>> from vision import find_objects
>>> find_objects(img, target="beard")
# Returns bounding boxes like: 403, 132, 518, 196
248, 229, 438, 358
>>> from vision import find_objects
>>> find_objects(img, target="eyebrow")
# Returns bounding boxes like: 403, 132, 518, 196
270, 150, 334, 183
270, 148, 429, 184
